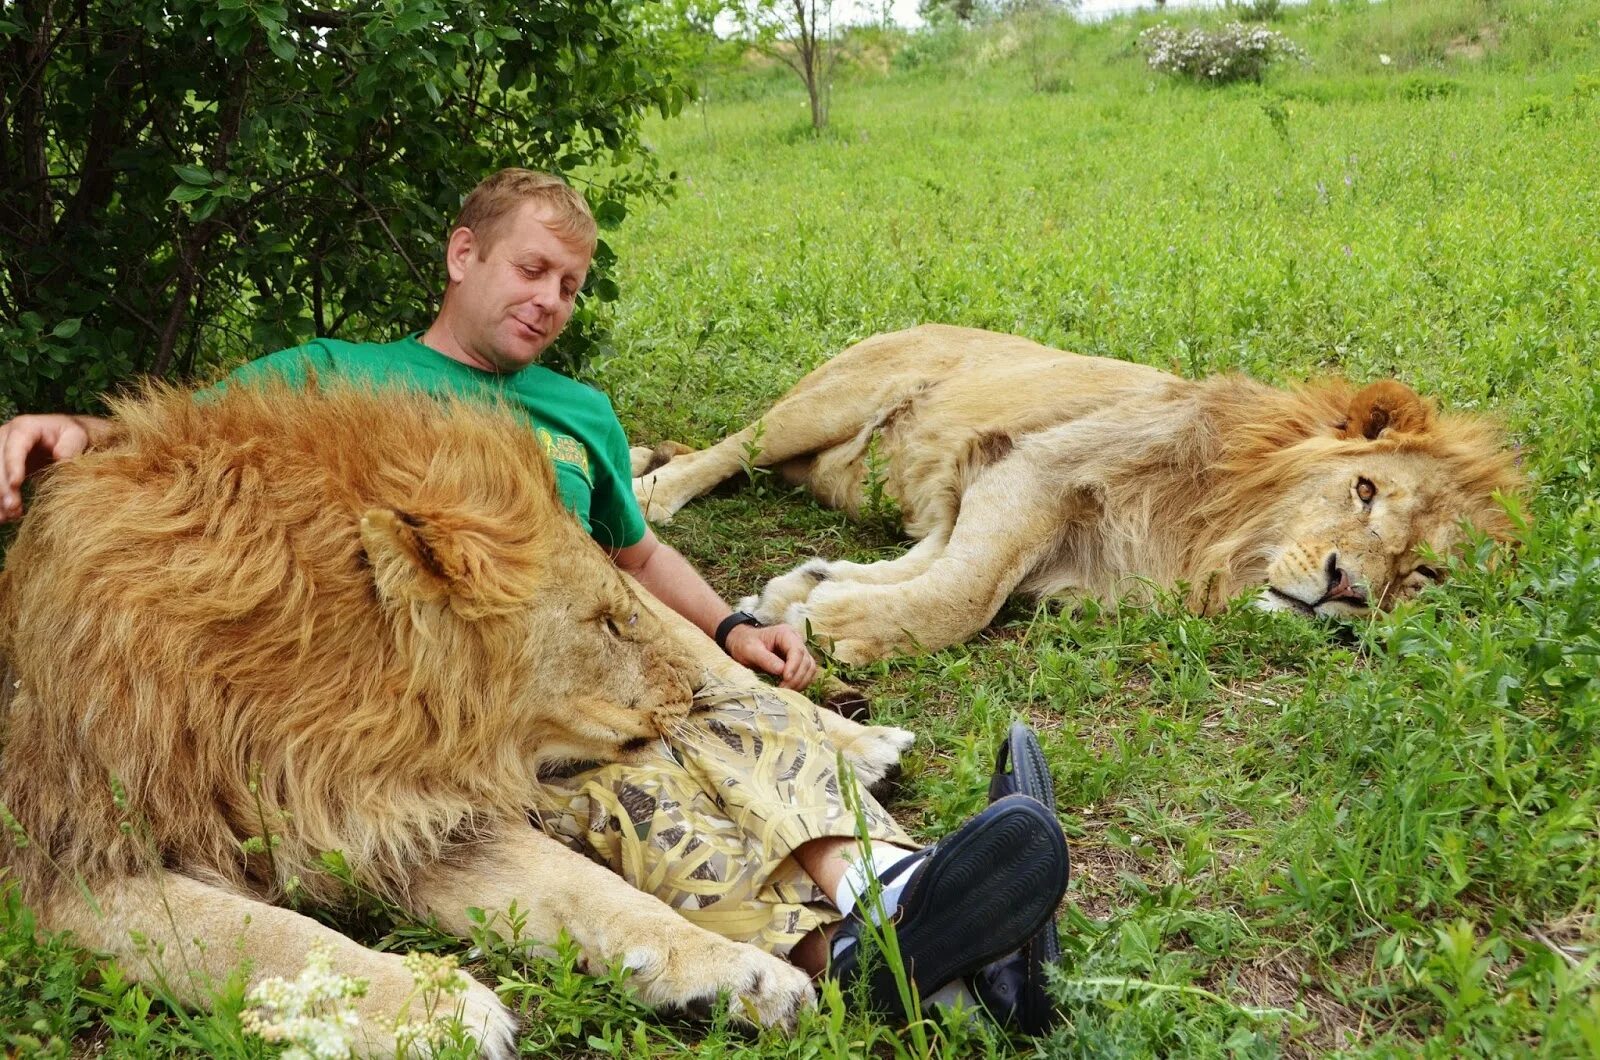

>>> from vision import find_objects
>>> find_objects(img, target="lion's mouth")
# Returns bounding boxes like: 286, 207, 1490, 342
618, 735, 654, 756
1266, 587, 1319, 615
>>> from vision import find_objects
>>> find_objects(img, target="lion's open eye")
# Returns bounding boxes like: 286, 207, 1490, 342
1355, 477, 1377, 504
627, 611, 638, 627
1414, 565, 1442, 583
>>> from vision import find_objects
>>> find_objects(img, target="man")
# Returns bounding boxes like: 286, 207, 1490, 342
0, 169, 1067, 1025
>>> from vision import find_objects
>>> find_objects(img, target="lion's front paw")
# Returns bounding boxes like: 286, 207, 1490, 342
753, 559, 833, 624
623, 938, 814, 1029
836, 724, 915, 788
455, 975, 518, 1059
632, 473, 680, 524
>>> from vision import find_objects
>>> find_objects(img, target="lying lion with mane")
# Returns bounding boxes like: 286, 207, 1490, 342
0, 382, 890, 1056
632, 325, 1524, 664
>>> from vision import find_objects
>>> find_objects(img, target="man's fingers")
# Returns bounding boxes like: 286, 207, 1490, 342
746, 642, 786, 677
770, 628, 818, 690
48, 423, 89, 462
0, 424, 36, 519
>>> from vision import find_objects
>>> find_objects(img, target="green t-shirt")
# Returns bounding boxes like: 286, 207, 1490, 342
222, 335, 647, 550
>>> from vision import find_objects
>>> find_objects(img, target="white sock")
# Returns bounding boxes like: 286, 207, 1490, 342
832, 843, 917, 919
923, 977, 982, 1016
831, 843, 988, 1015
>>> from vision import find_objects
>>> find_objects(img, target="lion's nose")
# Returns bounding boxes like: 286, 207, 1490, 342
1323, 553, 1368, 606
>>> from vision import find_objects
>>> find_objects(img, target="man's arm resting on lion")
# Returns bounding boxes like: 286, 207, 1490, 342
614, 528, 818, 691
0, 413, 115, 521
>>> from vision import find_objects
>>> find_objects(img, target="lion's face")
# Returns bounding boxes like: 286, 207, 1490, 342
504, 539, 697, 764
1250, 381, 1516, 619
1259, 451, 1468, 618
359, 505, 697, 768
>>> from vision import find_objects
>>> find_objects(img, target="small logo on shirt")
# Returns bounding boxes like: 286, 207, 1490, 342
537, 427, 591, 482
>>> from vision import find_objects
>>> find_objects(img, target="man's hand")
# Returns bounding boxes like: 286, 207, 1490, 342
1, 414, 105, 522
723, 621, 819, 691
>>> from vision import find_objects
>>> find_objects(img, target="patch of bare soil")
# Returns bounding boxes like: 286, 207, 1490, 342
1204, 943, 1419, 1059
1446, 24, 1501, 62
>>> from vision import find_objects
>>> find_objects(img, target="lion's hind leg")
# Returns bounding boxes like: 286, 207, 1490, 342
47, 871, 517, 1059
632, 359, 927, 525
629, 441, 695, 478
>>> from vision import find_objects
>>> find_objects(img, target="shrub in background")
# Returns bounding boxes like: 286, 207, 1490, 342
1139, 22, 1307, 84
0, 0, 688, 415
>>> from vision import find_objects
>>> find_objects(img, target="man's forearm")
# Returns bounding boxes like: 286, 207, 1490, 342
626, 540, 732, 638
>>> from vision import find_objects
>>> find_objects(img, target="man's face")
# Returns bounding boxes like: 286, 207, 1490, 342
446, 202, 591, 373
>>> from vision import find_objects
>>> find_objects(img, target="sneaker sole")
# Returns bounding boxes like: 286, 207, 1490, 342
839, 794, 1069, 1015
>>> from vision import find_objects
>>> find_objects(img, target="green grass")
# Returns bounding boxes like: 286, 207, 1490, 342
7, 0, 1600, 1055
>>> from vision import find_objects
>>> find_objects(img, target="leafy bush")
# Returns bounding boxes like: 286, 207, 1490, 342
1402, 73, 1465, 100
1138, 22, 1307, 84
0, 0, 688, 414
1232, 0, 1283, 22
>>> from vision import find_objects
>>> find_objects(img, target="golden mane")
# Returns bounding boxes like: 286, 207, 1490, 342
0, 380, 677, 909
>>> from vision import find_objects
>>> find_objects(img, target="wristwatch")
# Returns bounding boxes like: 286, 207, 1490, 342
714, 610, 763, 654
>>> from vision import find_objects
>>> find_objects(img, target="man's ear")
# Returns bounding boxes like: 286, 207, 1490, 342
443, 225, 477, 285
1339, 380, 1434, 440
360, 507, 536, 613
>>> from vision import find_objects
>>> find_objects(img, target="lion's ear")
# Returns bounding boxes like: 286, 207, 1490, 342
359, 507, 531, 609
1340, 380, 1434, 440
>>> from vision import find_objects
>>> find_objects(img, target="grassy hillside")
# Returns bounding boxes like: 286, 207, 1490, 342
6, 0, 1600, 1056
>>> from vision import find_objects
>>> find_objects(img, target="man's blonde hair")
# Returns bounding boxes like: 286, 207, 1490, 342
453, 168, 597, 258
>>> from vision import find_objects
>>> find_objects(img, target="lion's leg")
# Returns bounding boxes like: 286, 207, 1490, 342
407, 830, 815, 1028
632, 370, 925, 524
630, 441, 696, 478
742, 533, 951, 624
813, 703, 916, 787
785, 465, 1069, 663
47, 872, 516, 1059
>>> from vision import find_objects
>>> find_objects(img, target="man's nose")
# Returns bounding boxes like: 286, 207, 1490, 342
527, 276, 562, 311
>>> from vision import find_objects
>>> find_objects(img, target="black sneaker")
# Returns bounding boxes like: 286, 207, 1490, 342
972, 722, 1067, 1035
828, 793, 1069, 1018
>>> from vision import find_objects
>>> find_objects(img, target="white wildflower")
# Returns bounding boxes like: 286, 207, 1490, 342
1380, 53, 1392, 66
241, 944, 367, 1059
393, 951, 473, 1057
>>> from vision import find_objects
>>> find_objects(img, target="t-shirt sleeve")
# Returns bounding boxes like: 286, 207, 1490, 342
586, 402, 648, 551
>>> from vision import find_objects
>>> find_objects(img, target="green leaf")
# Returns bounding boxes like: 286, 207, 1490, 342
594, 199, 627, 229
266, 29, 297, 62
51, 318, 82, 340
172, 164, 214, 186
167, 184, 209, 203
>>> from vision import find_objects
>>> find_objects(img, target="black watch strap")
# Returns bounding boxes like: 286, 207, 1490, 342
714, 610, 763, 654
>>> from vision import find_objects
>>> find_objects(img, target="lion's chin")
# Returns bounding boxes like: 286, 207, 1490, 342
1256, 587, 1371, 620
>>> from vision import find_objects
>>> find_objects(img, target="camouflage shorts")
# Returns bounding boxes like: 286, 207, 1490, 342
534, 681, 912, 956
